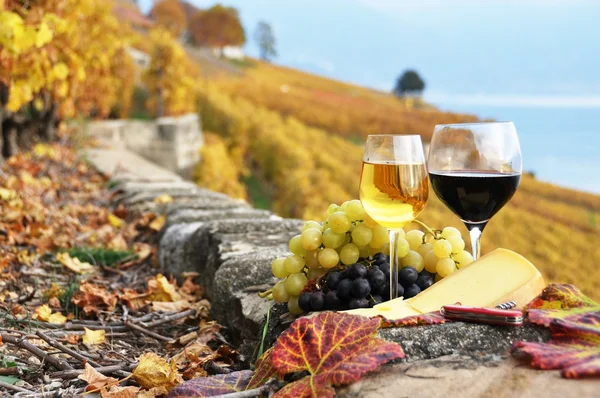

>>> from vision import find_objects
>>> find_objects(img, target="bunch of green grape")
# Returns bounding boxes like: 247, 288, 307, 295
270, 200, 390, 314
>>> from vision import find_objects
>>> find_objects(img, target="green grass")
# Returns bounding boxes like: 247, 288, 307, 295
65, 247, 136, 267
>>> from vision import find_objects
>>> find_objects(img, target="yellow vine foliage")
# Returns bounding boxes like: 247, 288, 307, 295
0, 0, 136, 118
143, 27, 199, 117
194, 132, 247, 199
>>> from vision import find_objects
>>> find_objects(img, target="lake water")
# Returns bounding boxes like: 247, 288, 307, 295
429, 104, 600, 195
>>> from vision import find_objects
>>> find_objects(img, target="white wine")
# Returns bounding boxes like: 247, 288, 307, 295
359, 161, 428, 229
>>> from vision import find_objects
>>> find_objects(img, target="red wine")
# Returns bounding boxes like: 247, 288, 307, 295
429, 171, 520, 223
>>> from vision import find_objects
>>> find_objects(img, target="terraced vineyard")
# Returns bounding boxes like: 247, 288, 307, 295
192, 56, 600, 300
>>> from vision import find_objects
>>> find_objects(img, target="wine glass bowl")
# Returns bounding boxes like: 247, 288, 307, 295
359, 135, 429, 299
427, 122, 522, 259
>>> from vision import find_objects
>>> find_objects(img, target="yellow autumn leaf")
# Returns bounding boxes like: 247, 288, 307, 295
32, 304, 52, 322
56, 252, 96, 274
147, 274, 181, 302
149, 214, 166, 231
108, 213, 124, 228
82, 328, 106, 345
153, 194, 173, 204
35, 21, 52, 48
0, 188, 18, 201
132, 352, 182, 391
33, 143, 55, 158
48, 312, 67, 325
51, 62, 69, 80
78, 363, 118, 391
100, 385, 140, 398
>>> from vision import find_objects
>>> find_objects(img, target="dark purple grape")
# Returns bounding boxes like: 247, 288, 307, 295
404, 284, 421, 299
416, 274, 434, 291
324, 290, 342, 310
367, 268, 386, 290
326, 271, 342, 290
347, 263, 367, 279
348, 298, 370, 309
337, 279, 353, 300
351, 278, 371, 298
419, 270, 434, 279
399, 266, 419, 287
298, 292, 312, 312
310, 291, 325, 311
373, 252, 388, 265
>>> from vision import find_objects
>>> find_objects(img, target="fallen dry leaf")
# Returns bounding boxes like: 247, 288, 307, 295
78, 363, 118, 391
120, 288, 148, 311
32, 304, 52, 322
56, 252, 96, 274
180, 276, 203, 296
82, 328, 106, 345
137, 387, 169, 398
48, 297, 61, 308
48, 312, 67, 325
72, 282, 117, 315
64, 334, 80, 345
133, 352, 182, 391
147, 274, 181, 302
154, 194, 173, 204
101, 385, 140, 398
149, 214, 166, 231
108, 213, 124, 228
151, 300, 191, 312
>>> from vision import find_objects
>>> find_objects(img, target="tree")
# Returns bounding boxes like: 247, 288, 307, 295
393, 70, 425, 97
150, 0, 187, 38
189, 5, 245, 52
254, 21, 277, 62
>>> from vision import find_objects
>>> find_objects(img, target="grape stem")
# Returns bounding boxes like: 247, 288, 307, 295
258, 289, 273, 298
412, 219, 438, 238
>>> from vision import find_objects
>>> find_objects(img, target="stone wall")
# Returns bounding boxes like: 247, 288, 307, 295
84, 113, 202, 178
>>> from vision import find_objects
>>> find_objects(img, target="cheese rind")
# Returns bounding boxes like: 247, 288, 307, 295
345, 248, 546, 321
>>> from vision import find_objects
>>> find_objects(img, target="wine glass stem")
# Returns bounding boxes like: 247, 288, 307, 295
468, 226, 483, 260
388, 229, 401, 299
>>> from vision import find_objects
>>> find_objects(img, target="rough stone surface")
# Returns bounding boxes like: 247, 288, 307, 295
337, 356, 599, 398
379, 322, 550, 362
117, 189, 235, 207
85, 148, 182, 182
115, 181, 200, 195
165, 207, 277, 226
129, 197, 249, 217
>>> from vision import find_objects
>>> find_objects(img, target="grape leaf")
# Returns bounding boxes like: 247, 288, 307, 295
381, 311, 446, 328
525, 284, 600, 327
511, 283, 600, 378
247, 347, 277, 390
271, 312, 404, 398
166, 370, 253, 398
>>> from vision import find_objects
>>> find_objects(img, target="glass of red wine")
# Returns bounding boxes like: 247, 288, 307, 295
427, 122, 522, 260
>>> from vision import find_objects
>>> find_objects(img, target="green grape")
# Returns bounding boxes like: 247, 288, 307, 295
272, 281, 290, 303
328, 211, 351, 234
318, 248, 339, 269
433, 239, 453, 258
285, 273, 308, 296
351, 223, 373, 246
345, 200, 366, 221
305, 249, 321, 269
405, 230, 425, 251
441, 226, 462, 239
284, 255, 305, 274
447, 235, 465, 254
370, 224, 389, 248
340, 201, 351, 211
424, 250, 438, 273
288, 295, 303, 315
436, 257, 456, 277
402, 250, 424, 272
289, 235, 307, 256
395, 238, 410, 258
307, 267, 326, 280
271, 257, 289, 278
358, 244, 371, 259
417, 242, 433, 258
339, 243, 360, 265
363, 213, 378, 228
326, 203, 341, 216
301, 228, 323, 251
302, 220, 323, 232
454, 250, 474, 269
322, 228, 346, 248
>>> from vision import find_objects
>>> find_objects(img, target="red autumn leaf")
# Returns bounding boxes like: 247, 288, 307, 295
247, 347, 277, 390
271, 312, 404, 398
165, 370, 253, 398
525, 284, 599, 327
381, 311, 446, 328
511, 283, 600, 378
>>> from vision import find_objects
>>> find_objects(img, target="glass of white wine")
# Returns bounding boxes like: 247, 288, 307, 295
359, 135, 429, 300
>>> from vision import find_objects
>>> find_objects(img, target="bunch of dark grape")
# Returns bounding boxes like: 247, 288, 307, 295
297, 252, 436, 313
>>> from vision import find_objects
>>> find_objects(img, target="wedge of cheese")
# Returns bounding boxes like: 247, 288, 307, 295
346, 248, 546, 321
